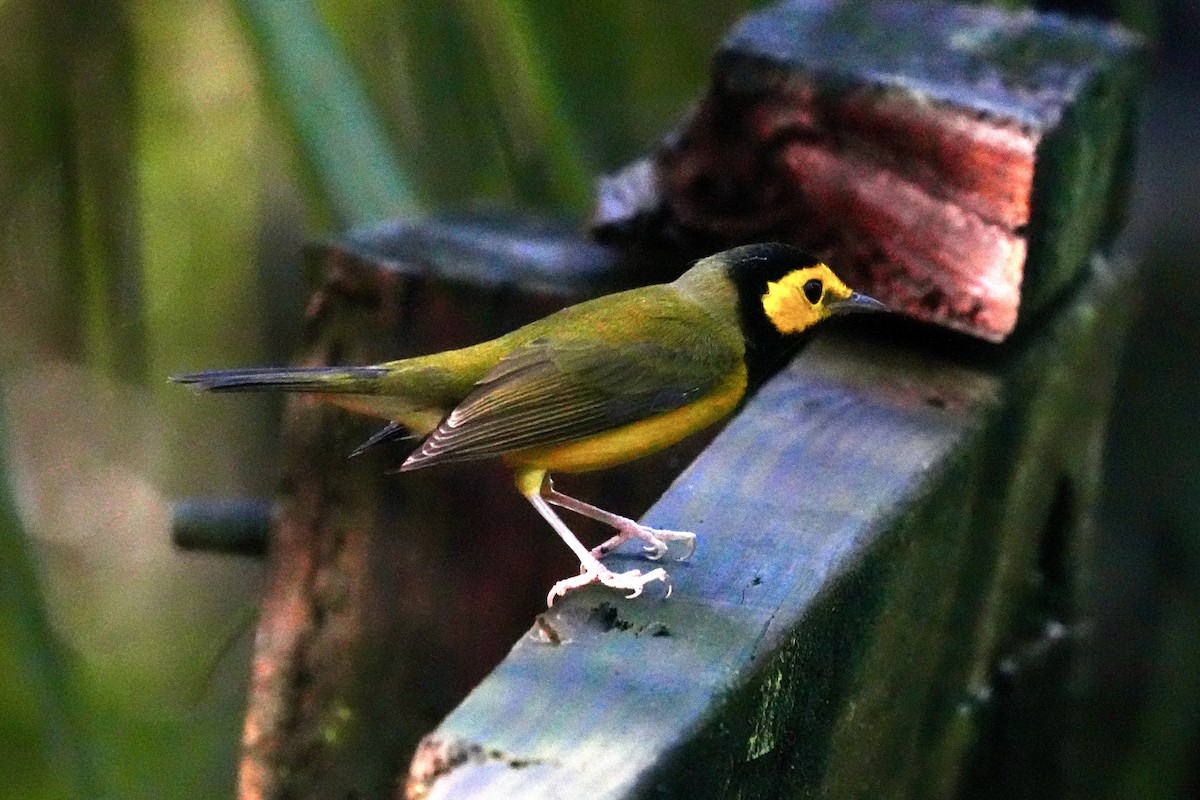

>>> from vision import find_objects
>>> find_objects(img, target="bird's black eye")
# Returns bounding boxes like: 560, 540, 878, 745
803, 279, 824, 304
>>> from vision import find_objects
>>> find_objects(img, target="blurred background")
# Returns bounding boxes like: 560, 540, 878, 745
0, 1, 1193, 798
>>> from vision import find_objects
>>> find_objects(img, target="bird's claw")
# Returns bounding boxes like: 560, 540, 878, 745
546, 566, 669, 606
641, 542, 668, 561
677, 533, 698, 561
590, 526, 696, 562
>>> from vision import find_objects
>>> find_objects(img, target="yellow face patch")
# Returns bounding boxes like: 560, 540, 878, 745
760, 264, 854, 334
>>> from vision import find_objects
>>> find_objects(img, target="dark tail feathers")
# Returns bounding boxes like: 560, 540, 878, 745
171, 366, 390, 394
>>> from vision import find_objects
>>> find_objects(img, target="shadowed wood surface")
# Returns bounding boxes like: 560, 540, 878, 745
594, 0, 1143, 342
403, 254, 1132, 799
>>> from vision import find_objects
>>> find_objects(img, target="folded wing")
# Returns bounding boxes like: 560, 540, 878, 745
401, 310, 739, 470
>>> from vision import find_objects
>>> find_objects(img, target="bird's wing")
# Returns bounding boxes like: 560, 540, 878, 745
401, 313, 740, 470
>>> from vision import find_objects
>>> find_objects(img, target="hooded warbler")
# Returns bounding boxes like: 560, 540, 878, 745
174, 242, 885, 604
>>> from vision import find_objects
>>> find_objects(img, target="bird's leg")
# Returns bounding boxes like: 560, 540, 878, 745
520, 473, 667, 606
540, 477, 696, 562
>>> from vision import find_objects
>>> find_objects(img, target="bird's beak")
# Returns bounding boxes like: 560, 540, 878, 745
828, 291, 889, 315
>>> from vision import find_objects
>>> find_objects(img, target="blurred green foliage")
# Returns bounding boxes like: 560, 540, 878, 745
0, 387, 98, 800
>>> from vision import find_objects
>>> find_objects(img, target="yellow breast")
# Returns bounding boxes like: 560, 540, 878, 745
505, 363, 748, 474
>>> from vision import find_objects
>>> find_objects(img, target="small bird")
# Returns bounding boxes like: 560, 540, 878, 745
174, 243, 884, 604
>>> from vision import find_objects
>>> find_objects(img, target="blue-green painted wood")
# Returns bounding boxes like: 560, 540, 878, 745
407, 254, 1132, 799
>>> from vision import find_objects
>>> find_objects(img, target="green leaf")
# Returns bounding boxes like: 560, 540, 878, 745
457, 0, 593, 212
0, 3, 148, 383
231, 0, 419, 226
59, 4, 149, 384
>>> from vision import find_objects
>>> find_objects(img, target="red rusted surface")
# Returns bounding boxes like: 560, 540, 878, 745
780, 140, 1025, 337
655, 83, 1034, 341
598, 0, 1142, 342
829, 89, 1037, 230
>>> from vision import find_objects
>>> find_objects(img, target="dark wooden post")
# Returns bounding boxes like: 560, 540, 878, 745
236, 215, 695, 800
224, 2, 1142, 799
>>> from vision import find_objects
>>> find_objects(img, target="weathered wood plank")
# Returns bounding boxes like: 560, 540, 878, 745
320, 209, 686, 296
594, 0, 1143, 341
404, 253, 1133, 799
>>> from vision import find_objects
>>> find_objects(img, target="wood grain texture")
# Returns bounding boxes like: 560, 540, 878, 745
404, 254, 1133, 799
594, 0, 1143, 341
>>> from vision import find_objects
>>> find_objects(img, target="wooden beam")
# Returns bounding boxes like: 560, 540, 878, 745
594, 0, 1143, 341
404, 253, 1133, 799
